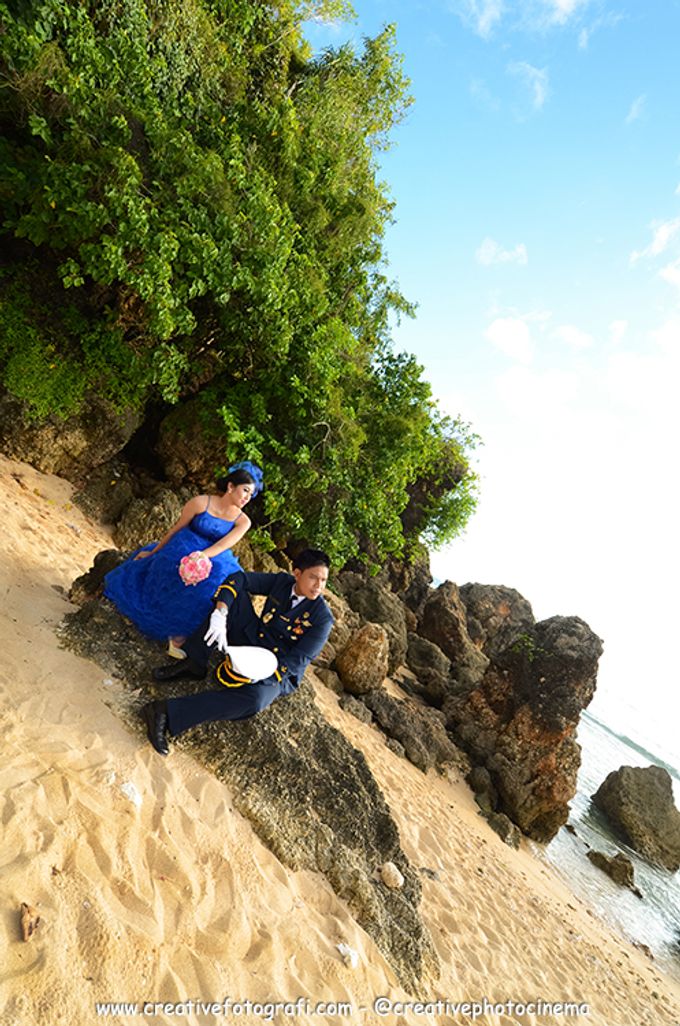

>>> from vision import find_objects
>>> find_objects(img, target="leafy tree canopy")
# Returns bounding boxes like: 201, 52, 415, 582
0, 0, 479, 565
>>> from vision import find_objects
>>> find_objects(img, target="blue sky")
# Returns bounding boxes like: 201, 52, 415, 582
307, 1, 680, 757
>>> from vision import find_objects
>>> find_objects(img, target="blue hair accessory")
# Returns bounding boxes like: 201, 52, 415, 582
228, 460, 264, 496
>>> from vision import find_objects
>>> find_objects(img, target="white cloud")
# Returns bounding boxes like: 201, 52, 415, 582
546, 0, 590, 26
630, 217, 680, 264
608, 320, 628, 346
554, 324, 593, 349
649, 317, 680, 355
625, 94, 646, 125
456, 0, 504, 38
494, 365, 579, 420
476, 237, 528, 265
606, 351, 679, 422
603, 317, 680, 423
659, 258, 680, 289
508, 61, 549, 110
485, 316, 533, 363
577, 11, 624, 49
452, 0, 612, 38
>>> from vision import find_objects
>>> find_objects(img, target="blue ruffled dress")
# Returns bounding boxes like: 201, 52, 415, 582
104, 510, 242, 640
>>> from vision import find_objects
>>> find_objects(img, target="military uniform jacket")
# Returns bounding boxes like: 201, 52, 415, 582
214, 571, 334, 695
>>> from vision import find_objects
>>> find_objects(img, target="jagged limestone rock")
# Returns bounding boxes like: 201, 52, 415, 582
592, 765, 680, 872
0, 390, 140, 480
444, 616, 603, 842
335, 623, 389, 695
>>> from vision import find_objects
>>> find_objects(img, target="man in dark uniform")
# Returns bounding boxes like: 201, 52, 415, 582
141, 548, 333, 755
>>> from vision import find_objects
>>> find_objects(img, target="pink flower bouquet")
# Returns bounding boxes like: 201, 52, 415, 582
179, 551, 213, 586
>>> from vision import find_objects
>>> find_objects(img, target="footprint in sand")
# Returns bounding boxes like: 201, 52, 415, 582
243, 926, 274, 963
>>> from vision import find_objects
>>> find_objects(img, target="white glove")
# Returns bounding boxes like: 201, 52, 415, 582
204, 607, 228, 652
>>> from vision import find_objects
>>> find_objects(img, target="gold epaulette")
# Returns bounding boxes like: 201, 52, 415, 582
213, 580, 238, 601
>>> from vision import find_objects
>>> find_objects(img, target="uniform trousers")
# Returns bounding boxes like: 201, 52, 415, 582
165, 586, 283, 737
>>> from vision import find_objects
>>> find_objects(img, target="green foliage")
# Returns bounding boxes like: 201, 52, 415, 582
510, 633, 549, 664
0, 0, 479, 564
0, 269, 154, 416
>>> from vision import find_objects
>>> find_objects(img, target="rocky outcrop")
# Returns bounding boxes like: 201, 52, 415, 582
59, 583, 438, 990
319, 589, 362, 669
367, 545, 433, 618
112, 488, 188, 549
405, 633, 452, 705
445, 615, 603, 841
418, 582, 489, 692
335, 573, 408, 674
586, 850, 642, 897
360, 690, 464, 774
156, 397, 227, 486
0, 391, 141, 481
392, 546, 433, 617
68, 549, 124, 605
72, 457, 136, 524
467, 765, 499, 812
339, 693, 374, 724
335, 623, 389, 695
459, 583, 534, 661
592, 765, 680, 872
481, 811, 522, 849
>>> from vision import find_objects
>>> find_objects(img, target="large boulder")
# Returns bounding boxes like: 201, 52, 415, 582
360, 690, 463, 774
444, 615, 603, 841
335, 623, 390, 695
371, 546, 433, 618
0, 391, 141, 481
72, 457, 136, 525
405, 633, 452, 706
58, 587, 438, 990
112, 487, 190, 549
586, 850, 642, 897
69, 549, 126, 604
322, 589, 362, 660
334, 572, 408, 675
592, 765, 680, 872
459, 583, 534, 661
156, 397, 226, 486
418, 582, 489, 692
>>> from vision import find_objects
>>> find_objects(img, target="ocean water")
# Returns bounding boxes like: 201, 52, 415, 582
530, 710, 680, 982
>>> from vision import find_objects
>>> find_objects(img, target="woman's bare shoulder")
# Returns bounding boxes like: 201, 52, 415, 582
223, 505, 251, 526
183, 493, 209, 513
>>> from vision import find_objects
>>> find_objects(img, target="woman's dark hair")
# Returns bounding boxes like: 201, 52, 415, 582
292, 548, 331, 571
216, 468, 256, 494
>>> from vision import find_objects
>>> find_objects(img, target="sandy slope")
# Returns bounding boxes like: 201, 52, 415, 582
1, 454, 678, 1026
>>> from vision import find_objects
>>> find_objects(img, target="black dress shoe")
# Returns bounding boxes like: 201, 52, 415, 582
141, 700, 170, 756
152, 659, 205, 682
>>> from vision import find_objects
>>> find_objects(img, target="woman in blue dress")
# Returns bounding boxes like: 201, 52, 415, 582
104, 462, 263, 651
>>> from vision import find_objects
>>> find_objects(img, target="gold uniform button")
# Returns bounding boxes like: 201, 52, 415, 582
259, 632, 264, 638
273, 647, 279, 653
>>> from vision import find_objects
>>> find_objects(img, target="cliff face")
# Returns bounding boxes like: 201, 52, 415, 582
335, 574, 603, 843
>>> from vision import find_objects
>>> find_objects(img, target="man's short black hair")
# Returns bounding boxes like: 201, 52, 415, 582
292, 548, 331, 572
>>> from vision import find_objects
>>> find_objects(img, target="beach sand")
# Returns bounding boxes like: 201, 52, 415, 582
1, 453, 679, 1026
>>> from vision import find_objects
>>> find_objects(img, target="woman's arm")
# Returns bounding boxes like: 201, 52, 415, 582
201, 512, 251, 559
134, 495, 206, 559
